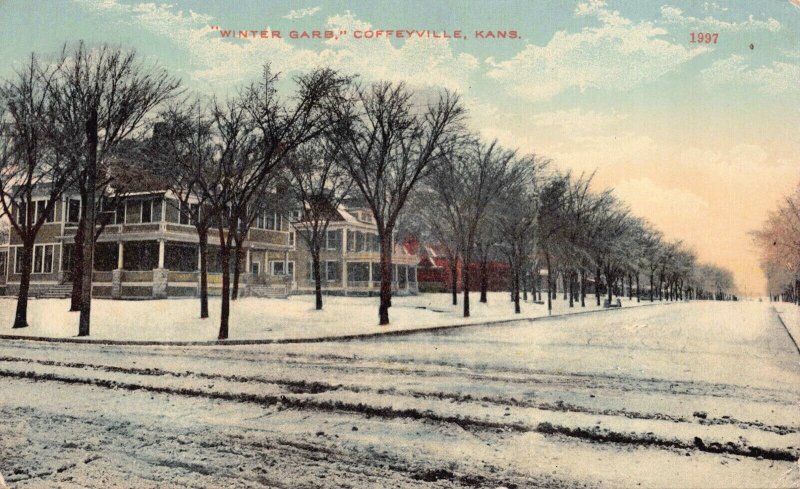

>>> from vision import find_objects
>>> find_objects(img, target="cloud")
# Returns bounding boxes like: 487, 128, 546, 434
701, 54, 800, 94
529, 109, 627, 134
283, 6, 321, 20
486, 1, 709, 102
660, 5, 781, 32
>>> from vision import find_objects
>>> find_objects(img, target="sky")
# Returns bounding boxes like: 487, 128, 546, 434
1, 0, 798, 295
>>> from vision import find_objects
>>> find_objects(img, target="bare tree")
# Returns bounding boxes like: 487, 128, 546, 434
425, 137, 517, 317
752, 182, 800, 303
536, 173, 569, 314
287, 137, 352, 310
148, 99, 217, 318
209, 66, 347, 339
0, 54, 75, 329
335, 82, 465, 325
496, 156, 542, 314
48, 41, 180, 336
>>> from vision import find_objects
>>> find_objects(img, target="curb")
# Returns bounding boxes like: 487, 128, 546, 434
772, 306, 800, 355
0, 300, 674, 347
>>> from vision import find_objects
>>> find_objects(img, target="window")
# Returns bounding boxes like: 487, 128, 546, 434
14, 247, 25, 274
99, 198, 118, 225
290, 209, 302, 221
139, 198, 163, 223
116, 201, 126, 224
288, 231, 295, 248
326, 229, 341, 251
326, 261, 341, 282
16, 202, 27, 226
36, 200, 55, 223
141, 199, 152, 223
356, 231, 365, 252
30, 244, 56, 273
270, 261, 295, 278
347, 230, 356, 252
67, 198, 81, 224
15, 200, 55, 225
255, 212, 284, 230
0, 251, 7, 276
180, 202, 197, 225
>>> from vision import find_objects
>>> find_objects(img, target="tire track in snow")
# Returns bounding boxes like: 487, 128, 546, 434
1, 367, 797, 463
2, 354, 796, 435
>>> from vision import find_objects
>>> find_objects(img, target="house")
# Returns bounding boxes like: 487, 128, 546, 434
289, 204, 418, 296
2, 181, 420, 299
416, 243, 511, 293
2, 181, 294, 299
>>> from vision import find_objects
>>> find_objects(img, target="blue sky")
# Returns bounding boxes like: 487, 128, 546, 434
1, 0, 799, 294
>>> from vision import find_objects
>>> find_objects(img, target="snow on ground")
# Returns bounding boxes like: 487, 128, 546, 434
0, 301, 798, 488
0, 292, 653, 341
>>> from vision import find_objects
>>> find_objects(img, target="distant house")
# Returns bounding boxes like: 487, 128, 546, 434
416, 243, 511, 293
289, 204, 419, 296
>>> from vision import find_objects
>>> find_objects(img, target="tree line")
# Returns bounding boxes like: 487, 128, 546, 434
410, 156, 737, 318
752, 182, 800, 304
0, 42, 737, 339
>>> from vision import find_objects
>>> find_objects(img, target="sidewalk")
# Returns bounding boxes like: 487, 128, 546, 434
0, 293, 666, 345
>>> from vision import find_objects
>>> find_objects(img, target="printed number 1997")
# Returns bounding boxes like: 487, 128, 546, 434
690, 32, 719, 43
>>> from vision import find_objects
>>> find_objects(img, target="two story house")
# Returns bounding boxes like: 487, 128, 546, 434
289, 204, 419, 296
2, 183, 293, 299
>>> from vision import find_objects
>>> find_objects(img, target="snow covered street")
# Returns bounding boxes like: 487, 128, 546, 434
1, 301, 798, 488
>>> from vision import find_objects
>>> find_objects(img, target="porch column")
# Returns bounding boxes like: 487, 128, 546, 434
117, 241, 124, 269
405, 265, 409, 290
283, 250, 289, 273
341, 260, 347, 290
158, 239, 165, 269
245, 248, 251, 273
368, 262, 373, 285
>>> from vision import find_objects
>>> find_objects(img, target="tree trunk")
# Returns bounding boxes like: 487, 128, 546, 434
198, 229, 209, 319
545, 253, 553, 315
462, 260, 470, 318
79, 108, 99, 337
636, 273, 641, 303
450, 257, 458, 306
479, 257, 488, 303
218, 227, 231, 340
568, 271, 574, 308
649, 272, 655, 302
232, 242, 243, 300
378, 231, 393, 325
522, 270, 528, 302
514, 267, 521, 314
628, 273, 633, 300
580, 269, 586, 307
312, 248, 323, 310
12, 242, 34, 328
595, 268, 601, 306
607, 271, 613, 304
70, 217, 86, 312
